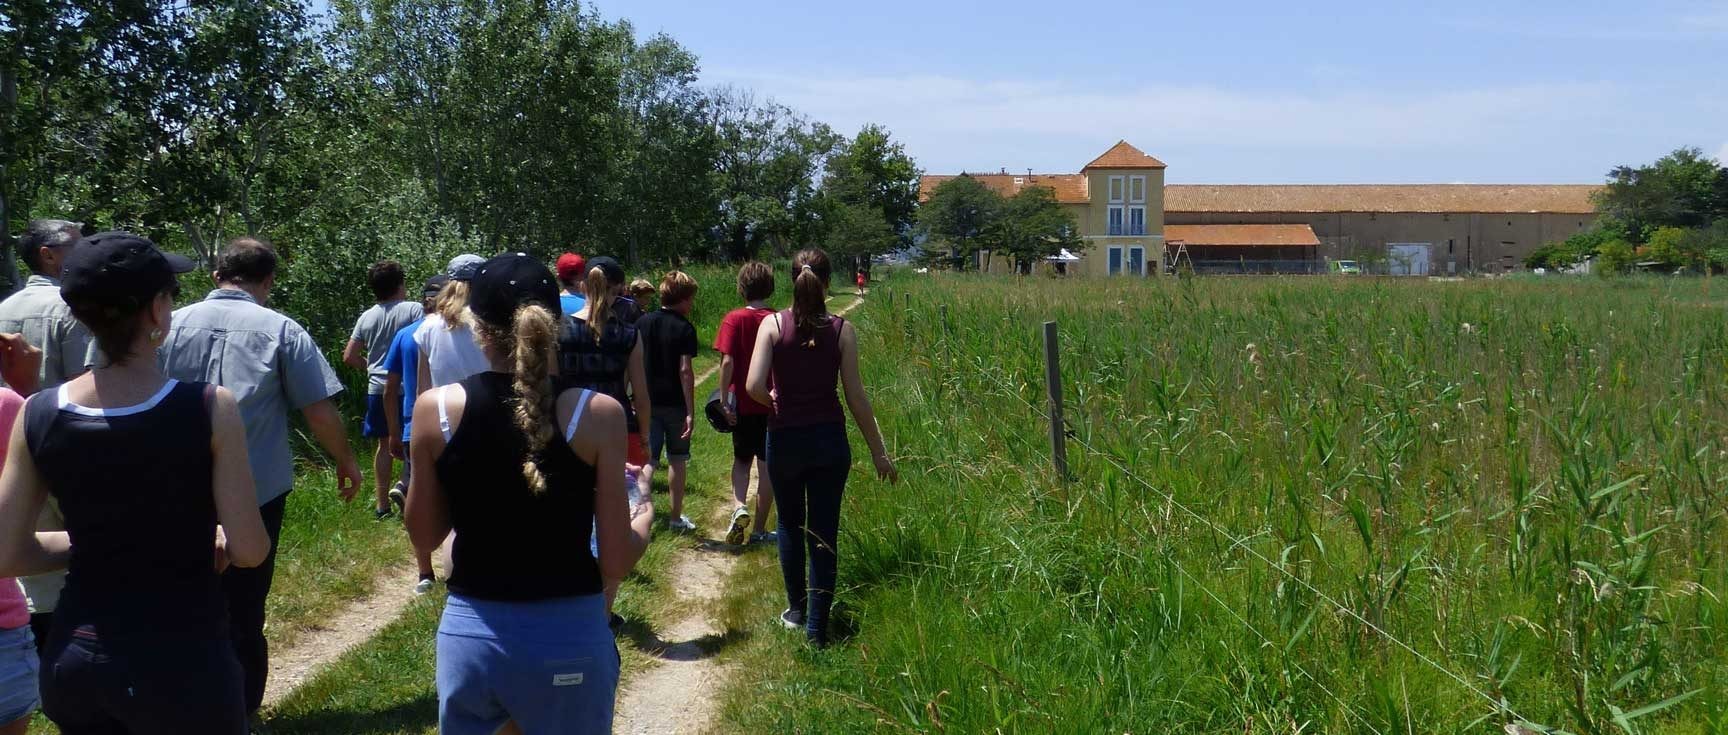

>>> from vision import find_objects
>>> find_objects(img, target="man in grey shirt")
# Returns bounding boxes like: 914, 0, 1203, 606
0, 219, 91, 652
158, 237, 363, 720
341, 260, 423, 518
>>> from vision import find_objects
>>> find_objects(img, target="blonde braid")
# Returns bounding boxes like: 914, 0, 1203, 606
509, 304, 560, 492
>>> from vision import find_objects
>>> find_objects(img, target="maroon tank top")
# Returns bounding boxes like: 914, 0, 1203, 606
769, 310, 845, 430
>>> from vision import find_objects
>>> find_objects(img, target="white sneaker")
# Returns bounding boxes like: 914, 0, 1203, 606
724, 506, 751, 546
668, 516, 696, 533
414, 576, 435, 595
387, 483, 407, 513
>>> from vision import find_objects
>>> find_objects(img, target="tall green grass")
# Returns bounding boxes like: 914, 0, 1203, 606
720, 273, 1728, 734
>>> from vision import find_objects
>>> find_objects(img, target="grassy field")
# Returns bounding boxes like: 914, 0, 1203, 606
710, 273, 1728, 734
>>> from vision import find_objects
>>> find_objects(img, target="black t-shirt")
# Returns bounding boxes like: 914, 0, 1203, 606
637, 308, 698, 411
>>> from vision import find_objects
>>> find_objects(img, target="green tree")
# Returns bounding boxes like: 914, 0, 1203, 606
821, 200, 898, 266
709, 88, 839, 260
917, 174, 1001, 270
1596, 238, 1636, 276
596, 30, 719, 265
983, 187, 1080, 274
1596, 147, 1728, 239
822, 124, 920, 265
1645, 225, 1694, 268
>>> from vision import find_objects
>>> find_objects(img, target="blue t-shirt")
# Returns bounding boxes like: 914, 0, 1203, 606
560, 293, 586, 317
382, 318, 423, 442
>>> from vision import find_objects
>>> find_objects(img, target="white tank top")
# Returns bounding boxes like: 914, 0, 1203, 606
413, 313, 492, 388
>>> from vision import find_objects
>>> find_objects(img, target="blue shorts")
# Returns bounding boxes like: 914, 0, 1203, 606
0, 625, 37, 726
437, 593, 618, 735
361, 394, 388, 439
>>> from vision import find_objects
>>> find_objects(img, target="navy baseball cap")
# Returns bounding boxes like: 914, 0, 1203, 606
586, 256, 626, 286
60, 231, 196, 309
422, 274, 451, 299
469, 253, 560, 327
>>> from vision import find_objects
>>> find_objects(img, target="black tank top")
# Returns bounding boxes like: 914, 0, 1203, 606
556, 314, 638, 432
26, 380, 226, 638
435, 372, 602, 601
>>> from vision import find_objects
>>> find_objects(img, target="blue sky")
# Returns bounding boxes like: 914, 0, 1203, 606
588, 0, 1728, 183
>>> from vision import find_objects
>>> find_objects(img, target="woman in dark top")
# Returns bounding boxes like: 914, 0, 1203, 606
555, 255, 651, 614
0, 232, 268, 735
746, 248, 896, 647
406, 254, 651, 734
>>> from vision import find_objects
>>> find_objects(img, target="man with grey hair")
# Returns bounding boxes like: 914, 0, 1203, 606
0, 218, 93, 653
158, 236, 362, 723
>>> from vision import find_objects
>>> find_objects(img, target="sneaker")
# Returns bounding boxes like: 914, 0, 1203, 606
414, 575, 435, 595
373, 506, 393, 521
609, 613, 625, 632
387, 482, 407, 514
749, 531, 778, 545
724, 506, 751, 546
668, 515, 696, 533
779, 608, 806, 630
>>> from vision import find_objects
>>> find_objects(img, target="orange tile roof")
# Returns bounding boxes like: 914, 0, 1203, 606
1164, 224, 1321, 248
1082, 140, 1167, 170
1164, 184, 1599, 214
918, 173, 1089, 204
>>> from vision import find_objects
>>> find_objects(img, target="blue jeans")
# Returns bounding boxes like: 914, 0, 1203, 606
767, 422, 851, 645
437, 593, 618, 735
0, 625, 37, 727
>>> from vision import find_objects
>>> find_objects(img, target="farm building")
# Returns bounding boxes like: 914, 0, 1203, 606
918, 141, 1600, 276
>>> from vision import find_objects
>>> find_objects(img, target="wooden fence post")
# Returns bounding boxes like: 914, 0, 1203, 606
1043, 320, 1069, 479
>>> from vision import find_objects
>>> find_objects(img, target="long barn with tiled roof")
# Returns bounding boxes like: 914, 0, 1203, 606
918, 141, 1600, 275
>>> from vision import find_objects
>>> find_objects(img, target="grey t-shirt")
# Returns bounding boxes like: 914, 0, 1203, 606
351, 300, 424, 395
160, 289, 344, 505
0, 274, 93, 391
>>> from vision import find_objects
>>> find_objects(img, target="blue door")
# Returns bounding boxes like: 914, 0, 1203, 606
1108, 247, 1123, 275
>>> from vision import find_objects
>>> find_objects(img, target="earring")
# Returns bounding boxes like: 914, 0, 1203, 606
149, 328, 164, 344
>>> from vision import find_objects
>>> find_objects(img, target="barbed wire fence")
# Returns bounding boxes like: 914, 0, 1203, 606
894, 290, 1546, 733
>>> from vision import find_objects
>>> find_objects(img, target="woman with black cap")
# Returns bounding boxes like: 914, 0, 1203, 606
557, 256, 655, 618
406, 254, 651, 734
0, 232, 270, 733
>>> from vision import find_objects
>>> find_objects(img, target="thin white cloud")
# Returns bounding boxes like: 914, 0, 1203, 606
1716, 141, 1728, 163
710, 69, 1621, 161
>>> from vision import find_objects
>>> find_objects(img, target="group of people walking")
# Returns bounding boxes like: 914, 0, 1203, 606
0, 219, 895, 733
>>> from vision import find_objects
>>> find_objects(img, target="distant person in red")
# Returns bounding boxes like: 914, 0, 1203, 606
854, 269, 867, 295
714, 262, 776, 545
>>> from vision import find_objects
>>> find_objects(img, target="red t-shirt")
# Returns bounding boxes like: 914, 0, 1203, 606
714, 306, 774, 415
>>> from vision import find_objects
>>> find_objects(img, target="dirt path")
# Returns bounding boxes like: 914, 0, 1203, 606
261, 564, 422, 706
610, 483, 752, 735
612, 295, 863, 735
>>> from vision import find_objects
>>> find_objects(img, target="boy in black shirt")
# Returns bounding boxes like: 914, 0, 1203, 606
636, 271, 699, 531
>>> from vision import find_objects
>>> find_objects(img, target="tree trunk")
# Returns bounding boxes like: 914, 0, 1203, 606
0, 190, 19, 295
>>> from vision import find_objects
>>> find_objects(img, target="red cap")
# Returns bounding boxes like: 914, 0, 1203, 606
555, 252, 586, 282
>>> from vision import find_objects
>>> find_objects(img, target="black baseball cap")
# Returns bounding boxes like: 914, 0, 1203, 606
60, 231, 196, 309
469, 253, 560, 327
422, 274, 451, 299
587, 256, 626, 286
704, 388, 734, 434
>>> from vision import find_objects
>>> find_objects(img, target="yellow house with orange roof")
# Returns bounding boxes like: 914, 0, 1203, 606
921, 140, 1168, 276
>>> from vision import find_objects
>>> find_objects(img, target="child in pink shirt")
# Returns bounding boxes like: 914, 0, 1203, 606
0, 386, 38, 734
